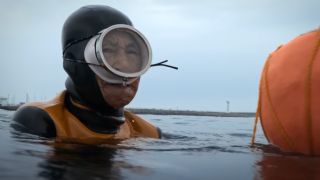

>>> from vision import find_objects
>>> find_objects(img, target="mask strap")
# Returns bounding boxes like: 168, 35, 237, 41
151, 60, 178, 70
65, 58, 179, 72
62, 33, 102, 56
64, 58, 104, 68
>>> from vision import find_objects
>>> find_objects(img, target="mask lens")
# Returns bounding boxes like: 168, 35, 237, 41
101, 28, 149, 74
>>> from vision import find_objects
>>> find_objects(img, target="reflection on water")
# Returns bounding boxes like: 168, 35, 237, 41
38, 145, 120, 180
1, 109, 320, 179
252, 143, 320, 180
256, 153, 320, 180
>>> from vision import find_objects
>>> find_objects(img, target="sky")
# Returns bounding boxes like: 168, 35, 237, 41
0, 0, 319, 112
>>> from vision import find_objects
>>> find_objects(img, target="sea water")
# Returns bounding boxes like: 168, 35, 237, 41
1, 109, 320, 180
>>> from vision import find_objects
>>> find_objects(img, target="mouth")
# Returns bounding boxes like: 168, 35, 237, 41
96, 76, 139, 109
100, 82, 135, 95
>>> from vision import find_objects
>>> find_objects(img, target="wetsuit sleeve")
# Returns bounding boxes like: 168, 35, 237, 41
11, 106, 56, 138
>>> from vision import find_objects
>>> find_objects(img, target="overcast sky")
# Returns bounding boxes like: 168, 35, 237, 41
0, 0, 319, 112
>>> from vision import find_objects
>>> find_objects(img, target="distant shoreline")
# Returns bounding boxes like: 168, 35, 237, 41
0, 105, 255, 117
126, 108, 255, 117
0, 105, 20, 111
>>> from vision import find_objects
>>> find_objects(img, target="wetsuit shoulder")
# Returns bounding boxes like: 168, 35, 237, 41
124, 111, 162, 138
11, 105, 56, 138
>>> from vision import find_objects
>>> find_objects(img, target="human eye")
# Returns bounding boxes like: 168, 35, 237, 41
126, 43, 140, 55
126, 48, 139, 55
103, 47, 116, 53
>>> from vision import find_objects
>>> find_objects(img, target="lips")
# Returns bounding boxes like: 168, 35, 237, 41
96, 76, 140, 109
100, 84, 136, 107
115, 86, 136, 102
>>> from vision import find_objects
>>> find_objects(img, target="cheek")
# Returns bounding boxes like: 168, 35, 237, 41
132, 79, 140, 88
101, 86, 119, 97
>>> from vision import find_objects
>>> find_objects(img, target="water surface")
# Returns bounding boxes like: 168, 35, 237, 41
1, 109, 320, 180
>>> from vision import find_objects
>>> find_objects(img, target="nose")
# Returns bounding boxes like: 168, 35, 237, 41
113, 49, 131, 72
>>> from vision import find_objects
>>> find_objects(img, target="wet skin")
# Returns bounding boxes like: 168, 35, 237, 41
96, 76, 140, 109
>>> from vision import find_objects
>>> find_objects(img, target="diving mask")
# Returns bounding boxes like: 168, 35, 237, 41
84, 24, 151, 86
63, 24, 177, 86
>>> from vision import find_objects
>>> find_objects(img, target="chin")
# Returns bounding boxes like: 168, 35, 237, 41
111, 98, 133, 109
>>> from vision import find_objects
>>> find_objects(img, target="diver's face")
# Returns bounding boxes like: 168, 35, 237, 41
102, 30, 142, 74
96, 29, 144, 109
96, 76, 140, 109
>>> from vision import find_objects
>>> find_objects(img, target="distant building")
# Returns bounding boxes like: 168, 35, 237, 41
0, 97, 8, 106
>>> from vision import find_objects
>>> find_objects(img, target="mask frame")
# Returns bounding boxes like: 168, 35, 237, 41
63, 24, 178, 87
84, 24, 152, 85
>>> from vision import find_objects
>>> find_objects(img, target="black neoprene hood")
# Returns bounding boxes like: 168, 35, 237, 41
62, 5, 132, 114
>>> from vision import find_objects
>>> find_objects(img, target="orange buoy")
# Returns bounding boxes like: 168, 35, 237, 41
252, 28, 320, 155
